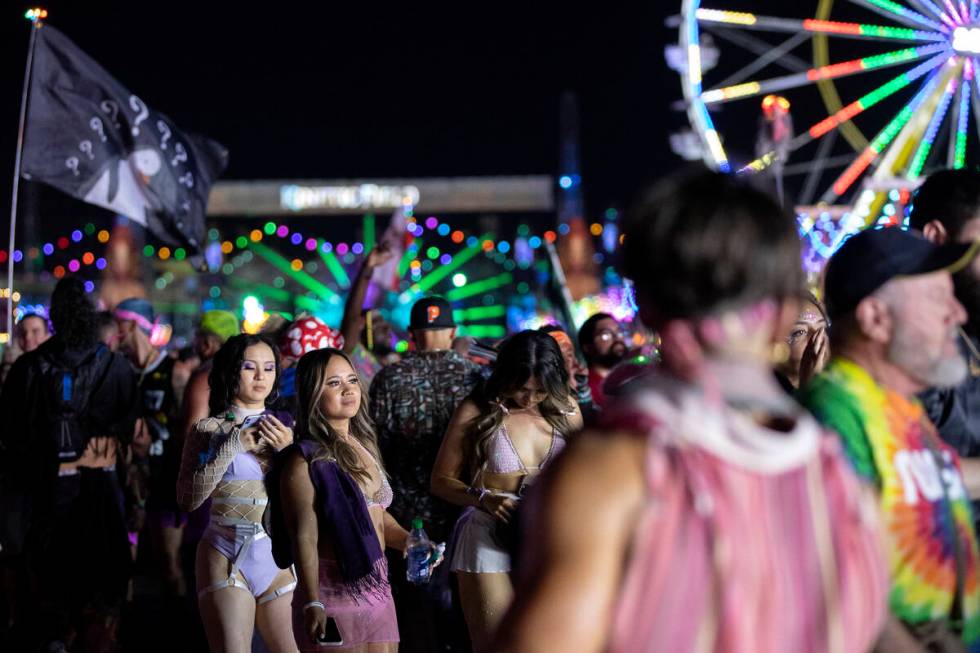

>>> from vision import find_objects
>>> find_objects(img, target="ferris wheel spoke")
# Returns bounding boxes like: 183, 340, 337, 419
846, 0, 947, 32
970, 60, 980, 140
709, 32, 811, 91
701, 43, 947, 104
740, 51, 950, 173
908, 74, 960, 176
954, 63, 973, 167
905, 0, 960, 26
697, 9, 947, 42
822, 72, 943, 200
703, 26, 811, 72
942, 0, 970, 22
806, 50, 949, 139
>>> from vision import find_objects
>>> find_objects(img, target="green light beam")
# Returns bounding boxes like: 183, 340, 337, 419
400, 233, 494, 303
453, 305, 506, 321
295, 295, 328, 312
317, 240, 351, 289
445, 272, 513, 302
363, 214, 376, 252
227, 276, 293, 303
457, 324, 507, 339
249, 241, 338, 301
398, 241, 420, 278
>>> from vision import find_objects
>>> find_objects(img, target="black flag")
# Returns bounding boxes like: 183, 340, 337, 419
20, 25, 228, 260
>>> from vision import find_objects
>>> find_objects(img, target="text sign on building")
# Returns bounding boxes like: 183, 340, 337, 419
279, 184, 421, 212
207, 177, 554, 216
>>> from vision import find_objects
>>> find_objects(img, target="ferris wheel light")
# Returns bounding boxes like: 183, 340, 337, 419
953, 26, 980, 54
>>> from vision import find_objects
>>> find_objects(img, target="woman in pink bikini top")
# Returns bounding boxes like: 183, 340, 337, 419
432, 330, 583, 651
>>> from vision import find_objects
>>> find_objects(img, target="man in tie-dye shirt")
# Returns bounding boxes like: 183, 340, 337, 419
802, 227, 980, 651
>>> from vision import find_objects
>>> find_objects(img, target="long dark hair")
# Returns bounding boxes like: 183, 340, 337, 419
468, 330, 574, 474
50, 277, 98, 349
294, 348, 385, 485
208, 333, 281, 415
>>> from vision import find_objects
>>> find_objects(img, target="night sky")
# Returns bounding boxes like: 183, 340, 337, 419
0, 2, 685, 237
0, 0, 925, 247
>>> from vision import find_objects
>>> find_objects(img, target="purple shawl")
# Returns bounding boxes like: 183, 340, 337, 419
270, 439, 388, 601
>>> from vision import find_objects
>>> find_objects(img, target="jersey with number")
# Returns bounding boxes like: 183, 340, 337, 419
802, 357, 980, 646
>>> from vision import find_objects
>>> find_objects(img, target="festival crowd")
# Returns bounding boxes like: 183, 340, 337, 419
3, 167, 980, 652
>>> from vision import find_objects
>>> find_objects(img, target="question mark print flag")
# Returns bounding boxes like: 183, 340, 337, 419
20, 24, 228, 265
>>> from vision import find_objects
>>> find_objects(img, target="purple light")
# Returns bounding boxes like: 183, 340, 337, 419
71, 230, 83, 242
305, 238, 318, 251
83, 280, 95, 293
276, 225, 289, 238
412, 225, 424, 237
13, 250, 23, 263
290, 233, 303, 245
352, 243, 364, 255
336, 243, 349, 256
439, 254, 452, 265
95, 257, 107, 270
42, 243, 54, 255
321, 242, 332, 253
68, 259, 80, 272
425, 217, 438, 230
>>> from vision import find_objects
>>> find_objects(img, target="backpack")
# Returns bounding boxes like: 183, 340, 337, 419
34, 344, 112, 462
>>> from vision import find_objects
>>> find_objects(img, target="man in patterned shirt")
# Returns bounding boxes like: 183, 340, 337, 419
370, 295, 486, 653
801, 227, 980, 651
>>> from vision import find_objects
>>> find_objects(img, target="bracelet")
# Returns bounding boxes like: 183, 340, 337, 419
467, 487, 490, 506
302, 601, 325, 612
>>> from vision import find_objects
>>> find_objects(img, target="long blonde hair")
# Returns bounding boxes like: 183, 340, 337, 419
294, 348, 386, 485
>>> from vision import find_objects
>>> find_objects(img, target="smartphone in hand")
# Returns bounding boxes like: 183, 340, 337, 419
316, 617, 344, 646
240, 414, 263, 430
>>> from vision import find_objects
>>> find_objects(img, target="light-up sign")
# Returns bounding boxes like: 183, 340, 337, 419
280, 184, 420, 212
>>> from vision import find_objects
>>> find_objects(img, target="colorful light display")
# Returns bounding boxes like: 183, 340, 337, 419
683, 1, 980, 216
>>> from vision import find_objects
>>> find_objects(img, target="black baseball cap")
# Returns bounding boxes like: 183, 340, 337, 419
409, 296, 456, 330
824, 227, 978, 319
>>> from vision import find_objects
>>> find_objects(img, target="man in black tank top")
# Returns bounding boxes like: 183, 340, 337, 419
114, 298, 186, 596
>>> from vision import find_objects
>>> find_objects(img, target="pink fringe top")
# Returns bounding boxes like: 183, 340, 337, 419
605, 379, 889, 653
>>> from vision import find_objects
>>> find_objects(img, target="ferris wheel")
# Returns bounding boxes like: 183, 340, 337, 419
677, 0, 980, 221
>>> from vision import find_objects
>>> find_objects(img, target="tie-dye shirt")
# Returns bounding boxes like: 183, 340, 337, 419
802, 357, 980, 646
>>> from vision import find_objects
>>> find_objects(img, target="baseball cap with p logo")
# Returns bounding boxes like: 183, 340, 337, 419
410, 296, 455, 330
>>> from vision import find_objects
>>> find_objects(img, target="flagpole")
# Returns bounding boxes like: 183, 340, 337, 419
6, 9, 44, 343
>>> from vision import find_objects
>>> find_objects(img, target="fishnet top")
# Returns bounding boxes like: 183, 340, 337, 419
177, 417, 269, 523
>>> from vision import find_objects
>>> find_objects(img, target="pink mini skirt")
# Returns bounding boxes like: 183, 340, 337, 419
292, 557, 398, 651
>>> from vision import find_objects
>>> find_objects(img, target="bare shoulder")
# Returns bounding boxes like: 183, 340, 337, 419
453, 398, 482, 421
187, 367, 210, 390
282, 447, 314, 485
536, 429, 647, 527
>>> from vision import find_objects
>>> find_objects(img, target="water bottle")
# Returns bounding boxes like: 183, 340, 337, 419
406, 518, 431, 585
